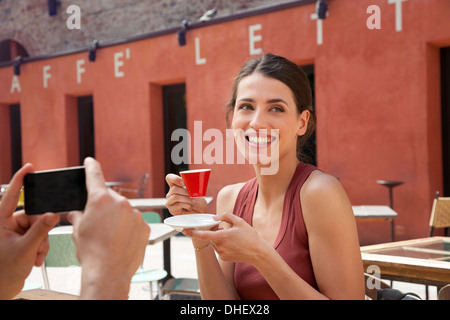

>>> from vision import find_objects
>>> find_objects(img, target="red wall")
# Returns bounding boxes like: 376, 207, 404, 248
1, 0, 449, 244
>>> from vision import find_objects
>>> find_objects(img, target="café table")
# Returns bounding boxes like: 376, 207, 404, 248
128, 196, 213, 281
129, 197, 213, 211
353, 205, 398, 242
105, 181, 127, 189
49, 224, 178, 246
360, 237, 450, 288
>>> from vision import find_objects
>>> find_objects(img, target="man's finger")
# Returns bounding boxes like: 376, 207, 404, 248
16, 213, 59, 255
83, 157, 106, 193
0, 163, 33, 218
67, 210, 83, 228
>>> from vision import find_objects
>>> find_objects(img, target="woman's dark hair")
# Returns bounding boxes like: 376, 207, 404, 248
226, 53, 316, 163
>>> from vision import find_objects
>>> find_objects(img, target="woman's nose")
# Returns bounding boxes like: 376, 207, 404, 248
249, 109, 268, 129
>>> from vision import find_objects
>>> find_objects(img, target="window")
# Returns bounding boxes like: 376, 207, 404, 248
0, 39, 29, 62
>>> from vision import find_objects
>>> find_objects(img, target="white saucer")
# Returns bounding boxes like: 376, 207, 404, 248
164, 214, 220, 231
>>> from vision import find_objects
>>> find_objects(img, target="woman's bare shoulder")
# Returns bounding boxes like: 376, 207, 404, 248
302, 170, 343, 197
300, 170, 354, 228
216, 182, 246, 214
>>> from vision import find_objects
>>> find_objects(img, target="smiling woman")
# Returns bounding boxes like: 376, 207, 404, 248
226, 54, 315, 165
165, 53, 365, 300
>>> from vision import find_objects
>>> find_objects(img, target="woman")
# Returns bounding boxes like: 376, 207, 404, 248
166, 54, 364, 300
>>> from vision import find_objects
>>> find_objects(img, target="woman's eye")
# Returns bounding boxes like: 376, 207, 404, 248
238, 104, 253, 111
270, 106, 285, 112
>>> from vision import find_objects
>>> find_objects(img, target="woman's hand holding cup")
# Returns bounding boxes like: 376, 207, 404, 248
165, 173, 208, 216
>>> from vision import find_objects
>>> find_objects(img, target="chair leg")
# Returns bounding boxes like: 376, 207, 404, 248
157, 280, 163, 300
149, 282, 154, 299
41, 265, 50, 290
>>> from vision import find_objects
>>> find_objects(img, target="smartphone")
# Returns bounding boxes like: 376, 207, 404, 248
24, 166, 87, 215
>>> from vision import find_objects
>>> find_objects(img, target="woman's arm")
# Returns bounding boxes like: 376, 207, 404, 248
300, 171, 365, 299
185, 183, 244, 300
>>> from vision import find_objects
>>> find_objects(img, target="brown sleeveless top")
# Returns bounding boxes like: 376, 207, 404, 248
233, 162, 318, 300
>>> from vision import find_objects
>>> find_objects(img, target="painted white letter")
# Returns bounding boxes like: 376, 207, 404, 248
43, 65, 51, 88
310, 13, 324, 45
195, 37, 207, 65
10, 75, 21, 93
76, 59, 85, 84
388, 0, 407, 32
249, 24, 263, 55
114, 52, 124, 78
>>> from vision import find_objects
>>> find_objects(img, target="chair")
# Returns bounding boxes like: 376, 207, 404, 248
161, 278, 201, 300
143, 208, 200, 300
429, 191, 450, 237
438, 284, 450, 300
364, 272, 391, 300
426, 192, 450, 298
118, 173, 149, 198
42, 232, 80, 290
131, 211, 167, 299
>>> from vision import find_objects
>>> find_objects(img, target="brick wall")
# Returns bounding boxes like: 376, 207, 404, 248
0, 0, 295, 57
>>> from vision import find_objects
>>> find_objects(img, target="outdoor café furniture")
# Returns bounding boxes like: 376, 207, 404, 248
360, 237, 450, 291
105, 181, 127, 188
352, 205, 397, 242
429, 192, 450, 237
129, 197, 213, 281
43, 227, 79, 290
128, 197, 213, 211
364, 272, 391, 300
439, 284, 450, 300
14, 289, 78, 300
132, 211, 171, 299
376, 180, 404, 209
0, 184, 7, 200
117, 173, 149, 198
49, 223, 178, 248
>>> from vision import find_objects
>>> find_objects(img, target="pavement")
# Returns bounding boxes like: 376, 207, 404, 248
23, 235, 438, 300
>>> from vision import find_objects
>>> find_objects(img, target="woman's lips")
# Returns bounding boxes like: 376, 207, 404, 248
245, 133, 276, 148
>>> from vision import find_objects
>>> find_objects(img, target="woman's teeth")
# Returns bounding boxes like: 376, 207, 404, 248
247, 136, 273, 144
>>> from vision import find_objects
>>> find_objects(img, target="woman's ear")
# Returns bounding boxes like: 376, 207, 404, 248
297, 110, 310, 136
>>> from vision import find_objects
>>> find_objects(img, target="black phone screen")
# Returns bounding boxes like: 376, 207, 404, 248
24, 166, 87, 215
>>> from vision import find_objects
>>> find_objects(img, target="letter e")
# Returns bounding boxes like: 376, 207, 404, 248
249, 24, 263, 55
114, 52, 124, 78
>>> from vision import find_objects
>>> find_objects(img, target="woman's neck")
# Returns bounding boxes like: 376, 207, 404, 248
254, 156, 300, 205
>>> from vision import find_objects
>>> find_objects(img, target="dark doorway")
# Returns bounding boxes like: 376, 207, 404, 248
441, 47, 450, 196
163, 83, 188, 185
9, 104, 22, 176
77, 96, 95, 165
300, 64, 316, 166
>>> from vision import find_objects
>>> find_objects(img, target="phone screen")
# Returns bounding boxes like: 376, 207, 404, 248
24, 166, 87, 215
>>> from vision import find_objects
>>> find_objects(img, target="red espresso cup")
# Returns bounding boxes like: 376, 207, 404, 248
180, 169, 211, 197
